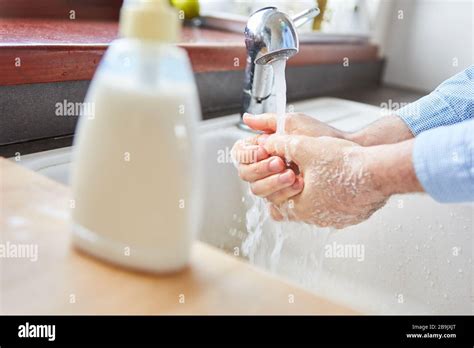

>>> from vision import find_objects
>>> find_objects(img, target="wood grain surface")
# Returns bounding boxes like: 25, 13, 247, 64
0, 158, 355, 314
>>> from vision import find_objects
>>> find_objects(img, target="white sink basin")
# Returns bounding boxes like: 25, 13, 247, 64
15, 97, 473, 314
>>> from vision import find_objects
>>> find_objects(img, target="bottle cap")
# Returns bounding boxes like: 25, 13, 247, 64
119, 0, 180, 42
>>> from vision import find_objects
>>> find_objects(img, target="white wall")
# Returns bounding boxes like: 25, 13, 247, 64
380, 0, 474, 92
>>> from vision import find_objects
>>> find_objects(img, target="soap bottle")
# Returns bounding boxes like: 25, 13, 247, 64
70, 0, 201, 272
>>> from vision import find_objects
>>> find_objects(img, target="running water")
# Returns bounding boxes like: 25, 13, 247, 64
243, 59, 289, 271
269, 59, 289, 270
241, 58, 334, 280
273, 60, 287, 134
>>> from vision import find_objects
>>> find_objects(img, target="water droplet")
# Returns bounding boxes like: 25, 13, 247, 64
447, 259, 451, 264
439, 224, 444, 229
415, 245, 419, 251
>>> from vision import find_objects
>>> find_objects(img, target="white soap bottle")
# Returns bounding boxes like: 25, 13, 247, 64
70, 0, 201, 272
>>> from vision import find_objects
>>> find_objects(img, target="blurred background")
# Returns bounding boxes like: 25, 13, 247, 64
1, 0, 473, 150
1, 0, 472, 91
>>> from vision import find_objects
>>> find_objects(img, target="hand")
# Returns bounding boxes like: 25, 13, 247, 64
262, 135, 390, 228
232, 112, 348, 202
242, 112, 347, 138
243, 112, 414, 145
231, 132, 302, 202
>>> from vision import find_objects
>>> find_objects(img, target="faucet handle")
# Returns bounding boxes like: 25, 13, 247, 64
292, 7, 320, 28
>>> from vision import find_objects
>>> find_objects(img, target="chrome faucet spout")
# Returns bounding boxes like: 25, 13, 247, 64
240, 6, 319, 126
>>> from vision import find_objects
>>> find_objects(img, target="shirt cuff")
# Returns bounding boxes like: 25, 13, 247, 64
397, 91, 458, 136
413, 120, 474, 203
397, 66, 474, 135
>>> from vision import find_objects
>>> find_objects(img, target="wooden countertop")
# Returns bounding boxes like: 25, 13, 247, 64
0, 158, 354, 314
0, 18, 379, 86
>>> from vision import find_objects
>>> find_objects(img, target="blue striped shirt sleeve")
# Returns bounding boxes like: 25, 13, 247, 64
395, 66, 474, 203
397, 66, 474, 135
413, 119, 474, 203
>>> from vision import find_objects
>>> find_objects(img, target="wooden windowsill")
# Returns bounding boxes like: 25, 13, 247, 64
0, 18, 380, 86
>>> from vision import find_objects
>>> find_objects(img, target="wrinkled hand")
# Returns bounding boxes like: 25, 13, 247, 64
232, 113, 347, 204
262, 135, 389, 229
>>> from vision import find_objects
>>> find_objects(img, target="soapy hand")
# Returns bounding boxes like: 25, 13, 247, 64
232, 113, 348, 202
262, 134, 389, 228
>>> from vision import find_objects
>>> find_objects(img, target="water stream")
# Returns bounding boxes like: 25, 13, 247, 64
243, 59, 290, 271
273, 60, 287, 134
242, 59, 333, 277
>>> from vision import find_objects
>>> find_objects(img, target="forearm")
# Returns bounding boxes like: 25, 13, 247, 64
345, 115, 414, 146
341, 66, 473, 146
362, 139, 424, 197
359, 119, 474, 203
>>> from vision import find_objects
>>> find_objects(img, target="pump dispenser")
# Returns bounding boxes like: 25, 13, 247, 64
70, 0, 201, 272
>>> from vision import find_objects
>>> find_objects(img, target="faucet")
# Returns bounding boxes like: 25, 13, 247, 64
241, 6, 320, 128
